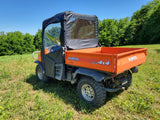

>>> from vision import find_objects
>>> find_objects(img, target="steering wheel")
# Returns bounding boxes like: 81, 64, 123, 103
50, 45, 61, 53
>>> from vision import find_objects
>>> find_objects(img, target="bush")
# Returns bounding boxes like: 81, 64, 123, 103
0, 31, 35, 56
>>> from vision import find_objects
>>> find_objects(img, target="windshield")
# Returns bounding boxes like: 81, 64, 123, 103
70, 19, 95, 39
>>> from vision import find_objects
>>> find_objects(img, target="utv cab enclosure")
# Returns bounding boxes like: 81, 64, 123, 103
34, 11, 147, 107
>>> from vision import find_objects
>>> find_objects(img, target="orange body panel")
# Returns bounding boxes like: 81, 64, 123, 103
37, 49, 49, 62
65, 47, 147, 74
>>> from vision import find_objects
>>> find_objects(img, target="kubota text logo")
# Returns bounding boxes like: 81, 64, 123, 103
128, 56, 137, 62
68, 57, 79, 61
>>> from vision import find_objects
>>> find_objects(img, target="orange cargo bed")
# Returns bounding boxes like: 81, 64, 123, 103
65, 47, 147, 74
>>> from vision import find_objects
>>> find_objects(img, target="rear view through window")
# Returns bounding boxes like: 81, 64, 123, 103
70, 19, 95, 39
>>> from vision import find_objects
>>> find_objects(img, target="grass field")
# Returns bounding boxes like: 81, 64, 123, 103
0, 44, 160, 120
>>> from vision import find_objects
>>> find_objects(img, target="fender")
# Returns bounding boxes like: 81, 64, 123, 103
34, 60, 45, 74
73, 68, 110, 82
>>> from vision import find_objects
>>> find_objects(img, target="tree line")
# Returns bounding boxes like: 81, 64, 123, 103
0, 0, 159, 56
99, 0, 160, 46
0, 30, 42, 56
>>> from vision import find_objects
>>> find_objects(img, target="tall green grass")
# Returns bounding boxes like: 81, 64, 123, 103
0, 44, 160, 119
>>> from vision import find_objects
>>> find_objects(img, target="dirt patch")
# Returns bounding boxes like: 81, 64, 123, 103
0, 90, 9, 94
153, 104, 160, 109
29, 91, 37, 95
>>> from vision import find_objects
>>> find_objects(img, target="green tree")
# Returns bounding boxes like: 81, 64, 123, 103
130, 0, 160, 44
23, 33, 35, 53
139, 0, 160, 44
34, 29, 42, 50
117, 17, 130, 45
123, 19, 137, 45
0, 32, 7, 56
0, 31, 36, 56
99, 18, 130, 46
99, 19, 118, 46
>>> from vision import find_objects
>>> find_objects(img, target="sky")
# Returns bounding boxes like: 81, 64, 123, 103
0, 0, 152, 35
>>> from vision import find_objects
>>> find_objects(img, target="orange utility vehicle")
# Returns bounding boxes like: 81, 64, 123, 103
33, 11, 147, 107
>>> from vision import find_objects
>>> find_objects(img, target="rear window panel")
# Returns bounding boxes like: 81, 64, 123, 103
70, 19, 95, 39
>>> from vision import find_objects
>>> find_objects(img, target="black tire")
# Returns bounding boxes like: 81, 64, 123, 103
36, 64, 49, 83
77, 76, 106, 107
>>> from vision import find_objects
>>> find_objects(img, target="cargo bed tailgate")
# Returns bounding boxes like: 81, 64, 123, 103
115, 48, 147, 74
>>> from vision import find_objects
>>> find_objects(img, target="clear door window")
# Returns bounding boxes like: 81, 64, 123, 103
44, 23, 61, 48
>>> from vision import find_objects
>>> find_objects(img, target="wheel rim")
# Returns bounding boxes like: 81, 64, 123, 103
37, 66, 43, 80
81, 84, 95, 101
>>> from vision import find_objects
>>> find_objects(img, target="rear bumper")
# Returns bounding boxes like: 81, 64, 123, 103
105, 76, 129, 92
105, 86, 125, 92
105, 87, 123, 92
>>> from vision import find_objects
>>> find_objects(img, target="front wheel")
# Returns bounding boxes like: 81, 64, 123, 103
36, 64, 49, 83
77, 76, 106, 107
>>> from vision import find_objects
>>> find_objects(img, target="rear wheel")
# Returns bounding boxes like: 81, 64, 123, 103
36, 64, 49, 83
77, 76, 106, 107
